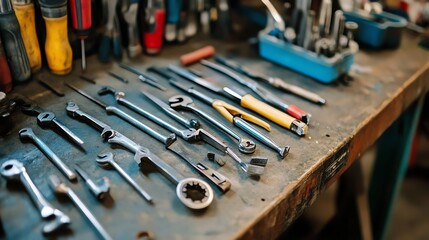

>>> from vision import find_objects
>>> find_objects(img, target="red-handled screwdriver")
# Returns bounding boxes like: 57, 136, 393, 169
70, 0, 91, 71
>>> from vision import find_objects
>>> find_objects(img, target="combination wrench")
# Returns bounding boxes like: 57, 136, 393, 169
1, 160, 70, 235
75, 164, 111, 200
19, 128, 76, 181
65, 102, 216, 209
95, 152, 152, 202
49, 175, 113, 240
37, 111, 84, 146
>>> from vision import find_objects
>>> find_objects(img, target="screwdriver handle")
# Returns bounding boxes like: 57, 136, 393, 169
70, 0, 92, 39
0, 39, 12, 93
40, 4, 73, 75
0, 10, 31, 83
12, 2, 42, 72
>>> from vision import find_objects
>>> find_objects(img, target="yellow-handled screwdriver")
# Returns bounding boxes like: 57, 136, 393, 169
12, 0, 41, 72
38, 0, 72, 75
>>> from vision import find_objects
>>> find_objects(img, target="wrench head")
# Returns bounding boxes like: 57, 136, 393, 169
97, 86, 117, 96
37, 112, 56, 127
0, 160, 24, 180
96, 152, 114, 168
93, 177, 111, 200
42, 209, 71, 235
168, 95, 194, 109
238, 139, 257, 154
19, 128, 36, 142
176, 178, 214, 210
65, 102, 80, 118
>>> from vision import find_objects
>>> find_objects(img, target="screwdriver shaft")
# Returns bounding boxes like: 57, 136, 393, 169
81, 39, 86, 71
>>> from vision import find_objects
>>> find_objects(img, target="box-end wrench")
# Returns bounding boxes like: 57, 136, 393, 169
95, 152, 152, 202
65, 82, 176, 147
19, 128, 76, 181
141, 90, 257, 154
65, 102, 218, 209
49, 175, 112, 240
1, 160, 71, 235
37, 112, 84, 146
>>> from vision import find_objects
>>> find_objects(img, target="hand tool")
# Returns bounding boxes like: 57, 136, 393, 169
143, 0, 165, 55
333, 10, 345, 51
165, 0, 182, 42
65, 102, 218, 209
166, 94, 258, 154
0, 91, 14, 136
79, 75, 96, 84
13, 96, 43, 116
180, 45, 215, 66
99, 86, 199, 129
213, 56, 327, 105
98, 0, 122, 62
0, 38, 12, 93
12, 0, 41, 72
1, 160, 71, 234
37, 111, 84, 146
70, 0, 92, 71
140, 91, 268, 175
66, 82, 175, 146
168, 65, 308, 136
318, 0, 332, 38
95, 152, 151, 202
75, 164, 110, 200
118, 63, 166, 91
345, 21, 358, 48
200, 59, 311, 125
122, 0, 142, 58
38, 0, 73, 75
19, 128, 77, 181
49, 174, 112, 240
108, 71, 129, 83
168, 84, 290, 158
0, 0, 31, 82
38, 76, 65, 96
99, 86, 264, 176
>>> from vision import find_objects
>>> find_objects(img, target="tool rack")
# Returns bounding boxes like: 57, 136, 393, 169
0, 31, 428, 239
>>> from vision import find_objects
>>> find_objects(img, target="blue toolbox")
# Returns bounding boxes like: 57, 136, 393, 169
343, 10, 407, 49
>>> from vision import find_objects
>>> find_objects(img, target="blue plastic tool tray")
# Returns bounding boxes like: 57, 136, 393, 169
344, 10, 407, 49
258, 32, 358, 84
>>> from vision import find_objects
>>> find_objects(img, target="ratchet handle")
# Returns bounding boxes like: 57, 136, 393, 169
240, 94, 297, 129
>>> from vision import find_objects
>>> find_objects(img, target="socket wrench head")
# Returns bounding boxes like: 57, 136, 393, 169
176, 178, 214, 210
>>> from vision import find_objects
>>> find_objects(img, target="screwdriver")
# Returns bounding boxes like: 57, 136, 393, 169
11, 0, 42, 73
38, 0, 73, 75
0, 0, 31, 83
70, 0, 92, 71
0, 38, 12, 93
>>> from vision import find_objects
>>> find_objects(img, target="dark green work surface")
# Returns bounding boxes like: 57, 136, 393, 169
1, 33, 428, 240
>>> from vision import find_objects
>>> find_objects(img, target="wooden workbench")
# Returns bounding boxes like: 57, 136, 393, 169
0, 31, 428, 240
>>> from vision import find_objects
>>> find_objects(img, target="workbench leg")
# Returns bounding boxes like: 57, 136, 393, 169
369, 96, 425, 240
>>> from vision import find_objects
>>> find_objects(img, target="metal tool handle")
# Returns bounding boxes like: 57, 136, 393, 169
117, 98, 183, 137
105, 106, 172, 146
66, 102, 108, 132
32, 136, 76, 181
234, 117, 279, 152
187, 105, 240, 141
272, 78, 326, 104
52, 119, 84, 145
67, 189, 112, 240
21, 170, 55, 215
197, 129, 228, 153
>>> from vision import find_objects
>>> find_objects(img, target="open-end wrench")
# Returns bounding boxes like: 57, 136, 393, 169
65, 102, 218, 208
37, 112, 84, 146
65, 83, 176, 147
142, 92, 256, 154
19, 128, 76, 181
1, 160, 70, 235
49, 175, 112, 240
95, 152, 152, 202
75, 164, 110, 200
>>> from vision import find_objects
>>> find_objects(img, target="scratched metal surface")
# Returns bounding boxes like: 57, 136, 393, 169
0, 32, 428, 239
